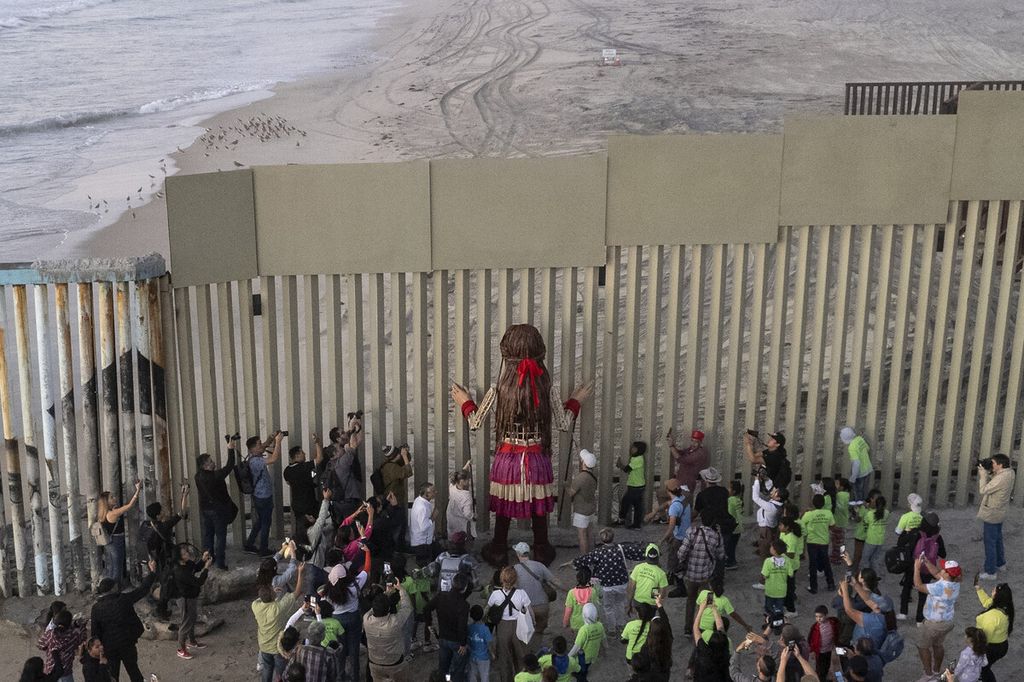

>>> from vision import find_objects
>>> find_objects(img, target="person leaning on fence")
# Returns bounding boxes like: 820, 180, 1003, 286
840, 427, 874, 502
244, 431, 284, 557
195, 439, 239, 571
96, 480, 142, 586
615, 442, 648, 529
976, 453, 1014, 580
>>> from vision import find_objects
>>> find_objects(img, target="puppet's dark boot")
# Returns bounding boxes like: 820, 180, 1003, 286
531, 513, 557, 565
482, 514, 511, 567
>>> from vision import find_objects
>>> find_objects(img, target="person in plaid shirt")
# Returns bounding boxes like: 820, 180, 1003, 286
674, 515, 725, 635
37, 610, 87, 681
290, 620, 335, 682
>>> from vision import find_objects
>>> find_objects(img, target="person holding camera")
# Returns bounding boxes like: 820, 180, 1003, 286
195, 438, 240, 571
325, 415, 366, 520
90, 559, 159, 682
743, 431, 791, 492
381, 444, 414, 505
284, 435, 325, 538
668, 429, 708, 496
977, 453, 1014, 580
245, 431, 285, 557
173, 546, 214, 660
141, 483, 190, 620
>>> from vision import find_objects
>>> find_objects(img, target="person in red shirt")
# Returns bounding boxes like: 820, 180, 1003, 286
669, 429, 709, 495
807, 604, 840, 681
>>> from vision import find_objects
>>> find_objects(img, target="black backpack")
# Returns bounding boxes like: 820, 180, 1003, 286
885, 527, 921, 574
234, 455, 258, 495
486, 589, 517, 628
773, 458, 793, 490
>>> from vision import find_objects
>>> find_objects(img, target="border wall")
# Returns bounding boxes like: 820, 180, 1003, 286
2, 90, 1024, 596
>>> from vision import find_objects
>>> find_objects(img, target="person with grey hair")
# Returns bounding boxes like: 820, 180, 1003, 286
409, 482, 439, 566
513, 541, 560, 635
290, 619, 334, 682
571, 528, 646, 636
448, 461, 475, 544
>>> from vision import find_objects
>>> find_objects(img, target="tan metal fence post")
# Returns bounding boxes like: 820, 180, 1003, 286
0, 326, 27, 596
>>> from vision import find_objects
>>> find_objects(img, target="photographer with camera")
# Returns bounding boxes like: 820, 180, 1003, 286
364, 573, 414, 682
744, 430, 791, 492
325, 413, 365, 521
284, 434, 325, 538
244, 431, 285, 557
140, 483, 190, 620
173, 546, 214, 660
195, 437, 241, 571
977, 453, 1014, 580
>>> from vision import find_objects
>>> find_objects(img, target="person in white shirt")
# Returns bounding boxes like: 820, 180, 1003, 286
447, 461, 475, 544
409, 482, 438, 566
751, 472, 786, 561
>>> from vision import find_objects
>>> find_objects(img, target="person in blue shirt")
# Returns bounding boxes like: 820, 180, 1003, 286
467, 604, 494, 682
658, 479, 691, 592
245, 431, 284, 557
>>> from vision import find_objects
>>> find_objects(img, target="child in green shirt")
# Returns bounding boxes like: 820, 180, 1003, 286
830, 477, 851, 564
401, 568, 435, 651
538, 636, 580, 682
514, 653, 544, 682
726, 480, 744, 569
760, 539, 794, 615
569, 602, 605, 679
851, 488, 879, 572
779, 516, 803, 616
895, 492, 923, 539
615, 441, 648, 529
620, 602, 655, 661
860, 495, 889, 574
563, 566, 601, 633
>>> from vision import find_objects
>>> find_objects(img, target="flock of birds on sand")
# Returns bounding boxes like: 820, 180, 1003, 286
85, 113, 307, 220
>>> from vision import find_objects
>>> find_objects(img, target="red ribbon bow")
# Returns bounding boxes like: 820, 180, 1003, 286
517, 358, 544, 407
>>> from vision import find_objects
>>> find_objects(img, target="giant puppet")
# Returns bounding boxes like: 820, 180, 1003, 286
451, 324, 591, 566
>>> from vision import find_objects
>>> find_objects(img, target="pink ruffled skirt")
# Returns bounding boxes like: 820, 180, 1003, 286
489, 441, 555, 518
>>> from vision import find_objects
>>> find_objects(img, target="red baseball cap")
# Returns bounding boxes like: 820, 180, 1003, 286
940, 560, 962, 578
691, 430, 705, 441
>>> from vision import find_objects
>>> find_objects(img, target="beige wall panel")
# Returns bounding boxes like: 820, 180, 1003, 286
606, 134, 783, 245
951, 92, 1024, 198
430, 156, 607, 270
252, 162, 431, 276
779, 116, 955, 226
166, 170, 257, 286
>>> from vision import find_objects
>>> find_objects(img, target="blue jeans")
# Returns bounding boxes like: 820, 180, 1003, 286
765, 595, 785, 615
201, 508, 229, 568
439, 639, 469, 682
247, 495, 274, 550
337, 609, 362, 682
852, 475, 871, 502
259, 651, 286, 682
983, 522, 1005, 574
807, 543, 834, 591
103, 534, 126, 585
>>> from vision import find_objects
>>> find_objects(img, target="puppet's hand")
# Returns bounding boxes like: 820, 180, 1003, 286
451, 383, 471, 406
569, 381, 594, 403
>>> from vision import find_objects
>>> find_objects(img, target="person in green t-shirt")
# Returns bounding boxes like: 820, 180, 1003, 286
538, 635, 580, 682
696, 577, 754, 636
779, 516, 804, 616
620, 602, 655, 661
860, 495, 889, 575
401, 569, 435, 650
725, 480, 744, 570
615, 441, 647, 529
759, 539, 793, 615
830, 477, 852, 564
563, 566, 601, 632
567, 603, 604, 680
514, 653, 544, 682
626, 543, 668, 611
800, 495, 836, 595
851, 488, 879, 572
896, 492, 923, 539
840, 426, 874, 501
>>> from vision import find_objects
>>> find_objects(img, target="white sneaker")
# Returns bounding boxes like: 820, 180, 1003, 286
979, 572, 998, 580
896, 613, 908, 621
997, 564, 1008, 572
751, 583, 764, 590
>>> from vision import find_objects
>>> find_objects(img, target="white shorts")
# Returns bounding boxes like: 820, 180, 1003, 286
572, 513, 596, 529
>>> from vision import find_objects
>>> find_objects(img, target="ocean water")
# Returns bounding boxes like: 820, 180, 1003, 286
0, 0, 400, 261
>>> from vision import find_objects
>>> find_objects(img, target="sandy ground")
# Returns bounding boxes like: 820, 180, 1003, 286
2, 506, 1021, 680
77, 0, 1024, 264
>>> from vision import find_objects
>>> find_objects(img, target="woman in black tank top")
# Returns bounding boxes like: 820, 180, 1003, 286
97, 482, 141, 586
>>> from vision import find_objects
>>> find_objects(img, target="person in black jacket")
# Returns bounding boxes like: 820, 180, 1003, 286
173, 545, 213, 660
90, 560, 158, 682
424, 572, 472, 681
80, 637, 114, 682
195, 439, 239, 571
19, 657, 64, 682
142, 483, 190, 619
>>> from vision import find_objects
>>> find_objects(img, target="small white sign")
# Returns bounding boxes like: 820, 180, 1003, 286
601, 48, 620, 66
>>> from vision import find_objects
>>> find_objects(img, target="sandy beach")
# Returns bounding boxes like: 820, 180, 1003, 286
79, 0, 1024, 265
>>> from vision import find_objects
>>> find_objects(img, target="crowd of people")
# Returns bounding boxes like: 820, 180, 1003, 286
18, 412, 1018, 682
